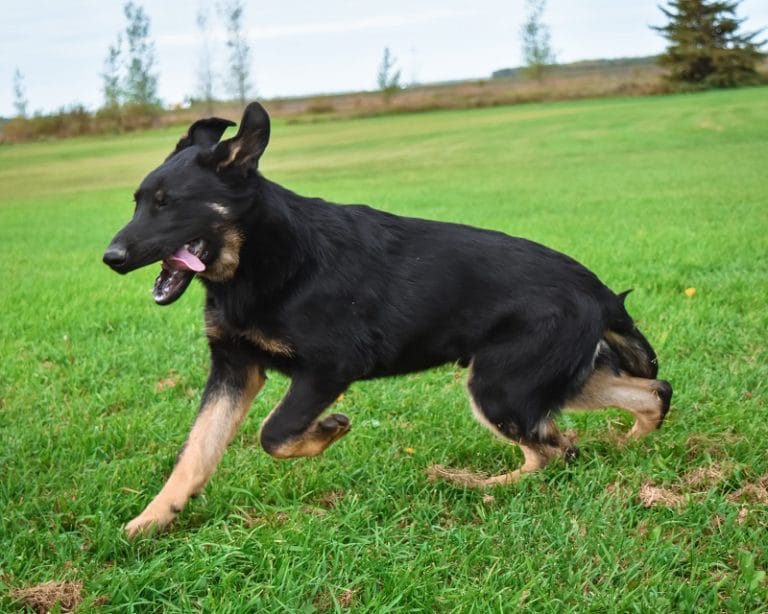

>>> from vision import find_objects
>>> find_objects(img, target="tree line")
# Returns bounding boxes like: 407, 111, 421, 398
99, 0, 252, 120
4, 0, 766, 141
5, 0, 252, 138
510, 0, 765, 86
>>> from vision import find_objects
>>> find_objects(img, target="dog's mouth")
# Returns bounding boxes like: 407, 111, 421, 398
153, 239, 208, 305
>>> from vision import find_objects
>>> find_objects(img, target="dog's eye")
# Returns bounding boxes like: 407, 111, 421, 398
155, 189, 167, 207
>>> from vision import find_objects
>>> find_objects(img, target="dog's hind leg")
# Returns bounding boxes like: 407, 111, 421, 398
260, 376, 351, 459
125, 342, 265, 538
429, 357, 577, 488
566, 368, 672, 438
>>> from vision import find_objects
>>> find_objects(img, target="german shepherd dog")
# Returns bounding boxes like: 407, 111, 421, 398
104, 102, 672, 536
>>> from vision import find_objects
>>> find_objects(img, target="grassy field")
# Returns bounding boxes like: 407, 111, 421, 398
1, 87, 767, 611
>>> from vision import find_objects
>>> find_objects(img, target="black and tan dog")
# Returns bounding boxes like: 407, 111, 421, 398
104, 102, 672, 536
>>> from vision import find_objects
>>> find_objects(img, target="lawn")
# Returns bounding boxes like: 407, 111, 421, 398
1, 87, 767, 611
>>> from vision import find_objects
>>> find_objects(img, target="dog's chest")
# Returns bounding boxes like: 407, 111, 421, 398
204, 305, 294, 357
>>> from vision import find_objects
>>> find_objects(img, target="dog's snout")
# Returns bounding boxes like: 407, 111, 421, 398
103, 244, 129, 270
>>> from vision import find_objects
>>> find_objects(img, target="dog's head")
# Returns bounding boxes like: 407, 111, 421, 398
103, 101, 270, 305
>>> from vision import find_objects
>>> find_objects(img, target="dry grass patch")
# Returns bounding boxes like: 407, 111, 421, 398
638, 483, 685, 509
313, 587, 359, 611
616, 463, 737, 510
728, 474, 768, 505
683, 464, 733, 489
10, 581, 83, 613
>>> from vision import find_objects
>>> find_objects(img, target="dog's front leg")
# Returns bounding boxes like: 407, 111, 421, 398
125, 342, 264, 537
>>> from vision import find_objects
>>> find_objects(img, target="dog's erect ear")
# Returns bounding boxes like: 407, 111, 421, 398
209, 102, 271, 173
167, 117, 236, 160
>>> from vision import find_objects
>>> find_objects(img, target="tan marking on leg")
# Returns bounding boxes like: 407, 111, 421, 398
566, 369, 665, 437
263, 414, 351, 459
428, 443, 549, 488
466, 361, 508, 441
267, 435, 332, 459
431, 367, 574, 488
125, 367, 265, 537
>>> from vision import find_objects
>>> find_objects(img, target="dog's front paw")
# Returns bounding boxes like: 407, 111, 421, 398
124, 506, 177, 538
318, 413, 350, 435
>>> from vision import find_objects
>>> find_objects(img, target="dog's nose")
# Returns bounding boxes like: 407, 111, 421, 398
103, 244, 128, 269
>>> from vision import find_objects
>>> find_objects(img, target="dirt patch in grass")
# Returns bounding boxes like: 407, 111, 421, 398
237, 509, 290, 528
615, 463, 738, 510
630, 466, 768, 519
638, 483, 685, 508
427, 464, 494, 487
315, 489, 346, 509
313, 587, 358, 611
10, 580, 82, 613
683, 464, 733, 489
685, 433, 744, 461
728, 474, 768, 504
154, 370, 181, 392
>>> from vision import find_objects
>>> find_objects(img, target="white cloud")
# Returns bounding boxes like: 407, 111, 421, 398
157, 8, 477, 47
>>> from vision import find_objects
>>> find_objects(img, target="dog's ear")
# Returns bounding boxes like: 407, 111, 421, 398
209, 102, 271, 173
167, 118, 236, 160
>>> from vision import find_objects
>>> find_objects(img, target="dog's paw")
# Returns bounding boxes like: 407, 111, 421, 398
318, 413, 351, 435
124, 507, 176, 538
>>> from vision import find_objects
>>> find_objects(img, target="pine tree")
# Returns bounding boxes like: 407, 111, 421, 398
653, 0, 766, 87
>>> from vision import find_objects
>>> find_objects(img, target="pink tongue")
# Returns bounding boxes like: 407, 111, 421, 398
168, 247, 205, 272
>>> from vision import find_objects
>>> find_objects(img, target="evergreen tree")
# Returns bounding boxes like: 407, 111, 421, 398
653, 0, 766, 87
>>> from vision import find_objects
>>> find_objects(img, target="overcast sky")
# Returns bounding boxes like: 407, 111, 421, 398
2, 0, 767, 117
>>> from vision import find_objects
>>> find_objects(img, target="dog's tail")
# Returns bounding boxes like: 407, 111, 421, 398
602, 290, 658, 379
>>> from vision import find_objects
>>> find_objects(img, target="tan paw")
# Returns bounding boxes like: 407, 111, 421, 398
124, 504, 178, 538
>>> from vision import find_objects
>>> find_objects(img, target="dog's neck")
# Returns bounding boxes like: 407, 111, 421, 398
201, 176, 317, 329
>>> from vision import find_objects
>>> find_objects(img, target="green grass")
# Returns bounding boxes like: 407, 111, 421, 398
1, 87, 767, 612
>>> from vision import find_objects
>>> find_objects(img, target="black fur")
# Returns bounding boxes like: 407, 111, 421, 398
104, 101, 662, 452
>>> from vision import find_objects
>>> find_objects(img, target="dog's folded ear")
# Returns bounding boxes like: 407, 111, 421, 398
167, 118, 236, 160
207, 101, 271, 174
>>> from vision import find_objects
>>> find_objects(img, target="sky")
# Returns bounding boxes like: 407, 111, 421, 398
2, 0, 767, 117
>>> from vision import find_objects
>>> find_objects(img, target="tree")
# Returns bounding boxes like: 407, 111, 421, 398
123, 1, 160, 106
521, 0, 557, 80
12, 68, 28, 118
652, 0, 766, 87
377, 47, 401, 100
196, 7, 216, 113
219, 0, 252, 104
101, 36, 123, 108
